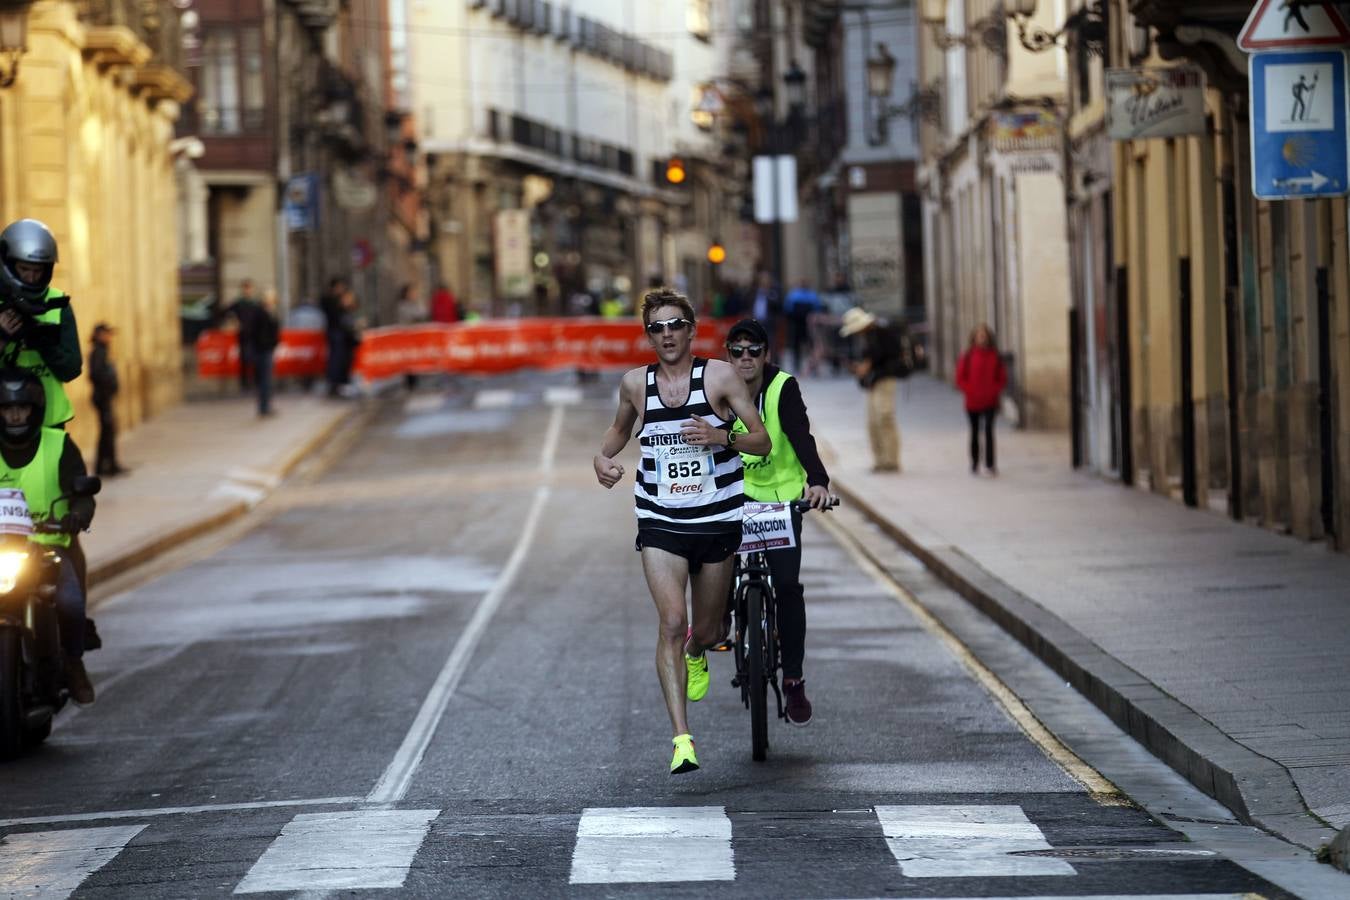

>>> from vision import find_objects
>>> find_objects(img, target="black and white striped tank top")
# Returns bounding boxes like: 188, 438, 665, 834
634, 358, 744, 531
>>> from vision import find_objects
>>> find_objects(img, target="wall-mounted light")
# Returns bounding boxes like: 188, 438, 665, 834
865, 43, 941, 145
0, 1, 33, 90
920, 0, 1008, 57
1007, 0, 1107, 55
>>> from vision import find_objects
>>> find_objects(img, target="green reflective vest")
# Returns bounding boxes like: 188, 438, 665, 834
9, 288, 73, 427
0, 427, 69, 547
733, 370, 807, 503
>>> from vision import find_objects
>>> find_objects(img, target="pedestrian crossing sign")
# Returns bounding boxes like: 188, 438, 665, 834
1239, 0, 1350, 51
1250, 49, 1350, 199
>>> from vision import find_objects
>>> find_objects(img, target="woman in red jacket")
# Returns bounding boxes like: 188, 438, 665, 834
955, 323, 1008, 474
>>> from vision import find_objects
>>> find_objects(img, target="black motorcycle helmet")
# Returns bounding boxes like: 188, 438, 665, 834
0, 219, 58, 304
0, 370, 45, 449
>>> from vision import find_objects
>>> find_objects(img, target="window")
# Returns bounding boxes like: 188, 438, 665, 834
687, 0, 711, 41
198, 26, 266, 135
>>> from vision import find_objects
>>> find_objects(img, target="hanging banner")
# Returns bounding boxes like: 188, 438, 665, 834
196, 318, 738, 381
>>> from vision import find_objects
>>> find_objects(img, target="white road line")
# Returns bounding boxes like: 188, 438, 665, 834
233, 809, 438, 894
569, 807, 734, 884
473, 389, 516, 409
0, 825, 146, 900
403, 393, 445, 415
365, 404, 563, 805
0, 797, 362, 830
875, 805, 1076, 878
544, 385, 583, 406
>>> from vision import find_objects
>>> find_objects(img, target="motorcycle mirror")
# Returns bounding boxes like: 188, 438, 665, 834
71, 475, 101, 497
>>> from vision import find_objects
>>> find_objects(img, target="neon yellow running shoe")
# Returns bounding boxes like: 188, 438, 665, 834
685, 651, 710, 702
671, 733, 699, 775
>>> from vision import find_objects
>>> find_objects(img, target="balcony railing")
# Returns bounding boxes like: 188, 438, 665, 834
76, 0, 189, 73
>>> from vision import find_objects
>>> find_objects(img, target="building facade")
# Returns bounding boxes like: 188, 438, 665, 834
0, 0, 193, 451
180, 0, 419, 325
408, 0, 737, 316
917, 0, 1074, 429
1055, 0, 1350, 553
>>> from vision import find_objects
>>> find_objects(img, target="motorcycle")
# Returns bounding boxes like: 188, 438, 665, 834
0, 475, 101, 758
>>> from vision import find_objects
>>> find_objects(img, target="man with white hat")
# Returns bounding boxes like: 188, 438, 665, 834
839, 307, 906, 472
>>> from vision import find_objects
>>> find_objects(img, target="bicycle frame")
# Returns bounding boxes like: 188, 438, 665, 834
730, 550, 785, 721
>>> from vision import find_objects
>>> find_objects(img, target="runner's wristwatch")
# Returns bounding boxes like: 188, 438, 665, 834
728, 430, 737, 446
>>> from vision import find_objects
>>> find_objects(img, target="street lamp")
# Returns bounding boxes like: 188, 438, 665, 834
1007, 0, 1107, 55
920, 0, 1008, 56
866, 43, 941, 144
0, 1, 33, 90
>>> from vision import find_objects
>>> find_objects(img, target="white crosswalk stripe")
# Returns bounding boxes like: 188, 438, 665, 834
233, 809, 439, 894
874, 805, 1076, 878
0, 825, 145, 900
569, 806, 735, 884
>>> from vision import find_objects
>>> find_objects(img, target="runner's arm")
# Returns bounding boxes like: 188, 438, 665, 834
594, 369, 641, 488
705, 360, 771, 456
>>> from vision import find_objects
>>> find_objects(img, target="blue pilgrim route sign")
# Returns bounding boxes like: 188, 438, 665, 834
1250, 49, 1350, 200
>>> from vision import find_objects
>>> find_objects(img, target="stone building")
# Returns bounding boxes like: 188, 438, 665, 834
0, 0, 193, 452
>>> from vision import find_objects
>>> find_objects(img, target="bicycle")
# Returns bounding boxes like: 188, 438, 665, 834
724, 496, 838, 761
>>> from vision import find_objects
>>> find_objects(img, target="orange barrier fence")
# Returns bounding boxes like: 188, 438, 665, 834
195, 318, 738, 380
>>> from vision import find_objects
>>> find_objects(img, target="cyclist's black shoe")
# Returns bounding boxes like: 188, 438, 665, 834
783, 679, 812, 726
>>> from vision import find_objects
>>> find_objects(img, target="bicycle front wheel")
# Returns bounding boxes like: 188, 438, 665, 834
745, 583, 769, 762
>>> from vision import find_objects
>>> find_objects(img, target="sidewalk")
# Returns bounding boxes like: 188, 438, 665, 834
802, 373, 1350, 852
81, 393, 350, 585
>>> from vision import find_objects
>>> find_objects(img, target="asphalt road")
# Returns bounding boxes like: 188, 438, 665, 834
0, 372, 1311, 898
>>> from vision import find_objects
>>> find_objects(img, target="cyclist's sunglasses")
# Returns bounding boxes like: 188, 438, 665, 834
726, 343, 766, 359
646, 317, 693, 336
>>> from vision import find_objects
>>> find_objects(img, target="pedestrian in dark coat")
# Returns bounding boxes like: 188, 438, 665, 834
955, 323, 1008, 475
88, 322, 126, 476
227, 279, 261, 392
252, 289, 281, 417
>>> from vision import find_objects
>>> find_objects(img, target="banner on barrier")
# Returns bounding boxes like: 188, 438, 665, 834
196, 318, 739, 380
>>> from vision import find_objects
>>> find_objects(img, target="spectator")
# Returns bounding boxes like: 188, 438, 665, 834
396, 284, 424, 325
252, 288, 281, 417
750, 270, 780, 329
784, 278, 823, 375
325, 287, 362, 397
87, 323, 126, 476
429, 282, 459, 324
955, 323, 1008, 475
840, 307, 911, 473
226, 279, 261, 392
819, 271, 854, 373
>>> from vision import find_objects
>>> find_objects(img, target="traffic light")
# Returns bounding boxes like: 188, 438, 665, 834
665, 157, 687, 185
707, 242, 727, 265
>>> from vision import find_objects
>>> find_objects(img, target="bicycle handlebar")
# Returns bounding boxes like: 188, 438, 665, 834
789, 497, 840, 513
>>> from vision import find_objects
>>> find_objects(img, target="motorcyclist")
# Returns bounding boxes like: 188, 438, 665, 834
0, 370, 96, 704
0, 219, 82, 428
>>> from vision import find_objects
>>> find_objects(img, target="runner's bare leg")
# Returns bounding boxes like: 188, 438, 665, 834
641, 547, 693, 737
688, 555, 736, 656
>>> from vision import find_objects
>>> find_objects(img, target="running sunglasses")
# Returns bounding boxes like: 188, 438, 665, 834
726, 343, 766, 359
646, 317, 693, 335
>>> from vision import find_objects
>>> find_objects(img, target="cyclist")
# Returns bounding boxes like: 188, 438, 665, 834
594, 287, 770, 775
0, 370, 96, 703
726, 319, 831, 726
0, 219, 82, 429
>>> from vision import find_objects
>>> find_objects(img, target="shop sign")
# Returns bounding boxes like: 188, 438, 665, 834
1106, 66, 1208, 141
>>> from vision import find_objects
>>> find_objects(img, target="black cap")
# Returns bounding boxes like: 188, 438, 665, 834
727, 318, 769, 346
92, 322, 114, 336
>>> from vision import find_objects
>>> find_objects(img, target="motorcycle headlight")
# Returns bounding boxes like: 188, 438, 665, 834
0, 550, 28, 594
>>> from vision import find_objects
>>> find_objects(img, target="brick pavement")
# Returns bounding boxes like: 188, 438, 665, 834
801, 372, 1350, 849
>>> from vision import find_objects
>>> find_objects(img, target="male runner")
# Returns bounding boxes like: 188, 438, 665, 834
594, 287, 771, 775
726, 319, 831, 725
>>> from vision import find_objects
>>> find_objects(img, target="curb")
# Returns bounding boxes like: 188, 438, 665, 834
832, 476, 1338, 852
87, 404, 351, 590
